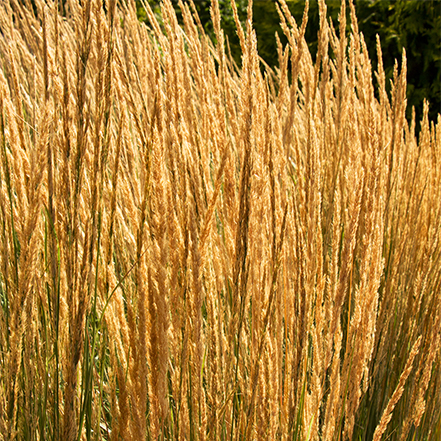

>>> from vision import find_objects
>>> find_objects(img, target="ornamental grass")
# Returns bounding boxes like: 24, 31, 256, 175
0, 0, 439, 439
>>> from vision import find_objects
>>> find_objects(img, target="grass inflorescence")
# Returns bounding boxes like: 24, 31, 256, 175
0, 0, 440, 440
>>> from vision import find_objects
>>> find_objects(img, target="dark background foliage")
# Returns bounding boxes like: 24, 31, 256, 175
141, 0, 441, 131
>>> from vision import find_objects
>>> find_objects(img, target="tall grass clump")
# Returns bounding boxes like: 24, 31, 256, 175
0, 0, 439, 439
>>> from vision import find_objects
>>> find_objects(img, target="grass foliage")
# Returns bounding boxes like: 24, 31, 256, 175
0, 0, 440, 439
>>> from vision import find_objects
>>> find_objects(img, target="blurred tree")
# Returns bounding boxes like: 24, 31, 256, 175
139, 0, 440, 128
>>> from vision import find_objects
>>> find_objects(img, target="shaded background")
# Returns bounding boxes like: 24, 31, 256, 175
140, 0, 441, 132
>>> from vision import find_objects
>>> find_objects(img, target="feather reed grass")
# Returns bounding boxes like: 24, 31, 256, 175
0, 0, 439, 439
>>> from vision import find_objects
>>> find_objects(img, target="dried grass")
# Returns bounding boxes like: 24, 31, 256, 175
0, 0, 439, 440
